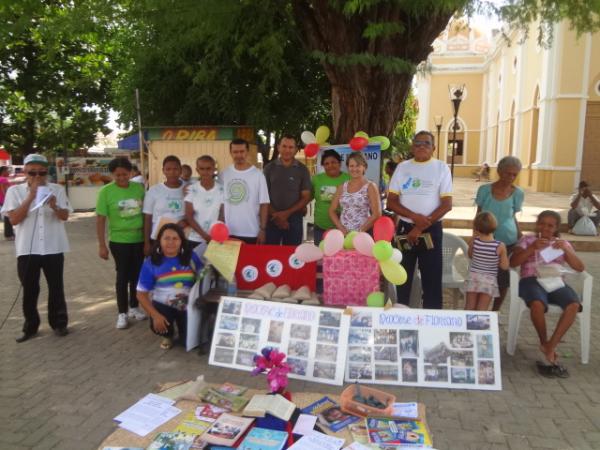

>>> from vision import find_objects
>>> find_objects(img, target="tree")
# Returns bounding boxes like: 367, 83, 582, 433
290, 0, 600, 142
0, 1, 117, 158
390, 90, 418, 161
111, 0, 331, 162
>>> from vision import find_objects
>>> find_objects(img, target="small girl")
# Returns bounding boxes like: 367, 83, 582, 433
465, 212, 509, 310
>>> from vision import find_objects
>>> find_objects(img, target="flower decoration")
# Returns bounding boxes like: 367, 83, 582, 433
252, 347, 291, 393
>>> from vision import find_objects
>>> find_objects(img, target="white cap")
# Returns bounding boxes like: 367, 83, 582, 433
23, 154, 49, 166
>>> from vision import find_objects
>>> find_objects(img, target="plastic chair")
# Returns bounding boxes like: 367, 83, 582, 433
302, 200, 315, 241
441, 232, 470, 309
506, 269, 593, 364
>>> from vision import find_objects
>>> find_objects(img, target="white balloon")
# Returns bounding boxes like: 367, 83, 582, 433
391, 248, 403, 264
301, 131, 317, 145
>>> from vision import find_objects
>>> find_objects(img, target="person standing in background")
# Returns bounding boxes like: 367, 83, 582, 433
0, 166, 15, 240
96, 157, 147, 330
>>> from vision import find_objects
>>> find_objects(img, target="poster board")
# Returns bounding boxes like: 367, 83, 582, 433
209, 297, 350, 386
316, 144, 381, 185
344, 308, 502, 391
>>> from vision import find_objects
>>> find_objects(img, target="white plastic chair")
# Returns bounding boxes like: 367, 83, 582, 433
441, 232, 470, 309
506, 269, 592, 364
303, 200, 315, 241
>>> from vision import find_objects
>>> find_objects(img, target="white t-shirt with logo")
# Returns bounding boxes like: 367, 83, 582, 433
143, 182, 186, 238
388, 158, 453, 223
184, 181, 224, 243
221, 165, 270, 237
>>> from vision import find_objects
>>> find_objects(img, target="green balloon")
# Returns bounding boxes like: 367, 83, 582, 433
367, 291, 385, 307
344, 231, 358, 249
354, 131, 369, 139
372, 240, 393, 261
369, 136, 391, 151
319, 240, 325, 251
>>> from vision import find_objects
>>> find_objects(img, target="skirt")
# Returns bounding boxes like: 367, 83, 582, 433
465, 271, 499, 298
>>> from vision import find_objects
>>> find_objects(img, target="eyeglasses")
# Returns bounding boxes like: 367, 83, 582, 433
27, 171, 48, 177
413, 140, 432, 147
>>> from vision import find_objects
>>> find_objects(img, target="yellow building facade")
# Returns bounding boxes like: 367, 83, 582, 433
416, 20, 600, 193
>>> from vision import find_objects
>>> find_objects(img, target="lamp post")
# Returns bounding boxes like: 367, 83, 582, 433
434, 115, 443, 160
449, 85, 465, 179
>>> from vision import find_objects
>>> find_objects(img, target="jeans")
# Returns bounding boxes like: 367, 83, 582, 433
265, 213, 303, 245
149, 300, 187, 340
395, 220, 444, 309
109, 242, 144, 314
17, 253, 68, 334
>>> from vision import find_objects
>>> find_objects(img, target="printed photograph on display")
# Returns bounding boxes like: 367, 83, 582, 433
209, 297, 351, 385
344, 308, 502, 390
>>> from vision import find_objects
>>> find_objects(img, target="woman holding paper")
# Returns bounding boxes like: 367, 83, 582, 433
510, 210, 584, 376
137, 223, 202, 349
474, 156, 524, 311
96, 157, 147, 330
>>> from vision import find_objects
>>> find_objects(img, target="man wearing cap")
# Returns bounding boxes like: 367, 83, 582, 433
1, 154, 72, 342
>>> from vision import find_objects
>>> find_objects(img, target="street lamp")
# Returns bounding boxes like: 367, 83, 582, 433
449, 85, 465, 179
433, 115, 443, 160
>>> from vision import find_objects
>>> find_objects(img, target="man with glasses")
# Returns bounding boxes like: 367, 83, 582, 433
1, 154, 72, 342
386, 131, 453, 309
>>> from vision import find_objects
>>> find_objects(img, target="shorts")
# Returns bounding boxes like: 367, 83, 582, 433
465, 272, 499, 298
497, 244, 516, 290
518, 277, 582, 312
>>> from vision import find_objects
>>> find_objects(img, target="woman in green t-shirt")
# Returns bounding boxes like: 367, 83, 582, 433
310, 150, 350, 244
96, 157, 146, 330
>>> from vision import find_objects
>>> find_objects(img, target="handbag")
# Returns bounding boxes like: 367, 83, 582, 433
572, 214, 597, 236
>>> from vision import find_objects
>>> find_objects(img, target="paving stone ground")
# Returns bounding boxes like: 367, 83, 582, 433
1, 181, 600, 450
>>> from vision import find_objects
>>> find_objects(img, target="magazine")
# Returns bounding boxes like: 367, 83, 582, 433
146, 432, 196, 450
174, 412, 212, 435
196, 404, 228, 422
200, 387, 249, 412
202, 413, 254, 447
216, 382, 248, 396
366, 417, 432, 448
238, 427, 288, 450
301, 396, 359, 432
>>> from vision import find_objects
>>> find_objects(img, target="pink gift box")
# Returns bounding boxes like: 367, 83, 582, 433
322, 250, 380, 306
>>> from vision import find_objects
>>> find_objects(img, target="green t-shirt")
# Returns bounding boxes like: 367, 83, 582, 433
96, 181, 145, 243
311, 171, 351, 230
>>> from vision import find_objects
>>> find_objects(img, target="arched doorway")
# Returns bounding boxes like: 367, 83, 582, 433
528, 87, 540, 186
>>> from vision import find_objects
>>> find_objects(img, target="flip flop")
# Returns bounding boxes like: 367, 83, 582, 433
551, 363, 569, 379
160, 337, 173, 350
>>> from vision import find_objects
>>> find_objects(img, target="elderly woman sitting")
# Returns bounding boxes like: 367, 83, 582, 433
136, 223, 202, 349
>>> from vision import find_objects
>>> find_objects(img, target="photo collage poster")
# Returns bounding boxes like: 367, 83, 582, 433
209, 297, 351, 386
345, 308, 502, 390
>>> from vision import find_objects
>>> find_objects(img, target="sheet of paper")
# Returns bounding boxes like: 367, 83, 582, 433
391, 402, 419, 418
292, 414, 318, 436
539, 246, 564, 263
30, 186, 51, 211
288, 431, 345, 450
114, 393, 180, 437
342, 443, 372, 450
204, 240, 242, 282
118, 405, 181, 436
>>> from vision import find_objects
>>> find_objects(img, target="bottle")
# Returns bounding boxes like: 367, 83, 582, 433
226, 277, 237, 296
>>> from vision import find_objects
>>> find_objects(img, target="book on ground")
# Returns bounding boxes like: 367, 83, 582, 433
200, 387, 249, 412
146, 431, 197, 450
196, 404, 228, 422
287, 431, 345, 450
216, 382, 248, 396
202, 413, 254, 447
174, 411, 212, 435
243, 394, 296, 421
238, 427, 289, 450
366, 417, 432, 448
301, 396, 359, 432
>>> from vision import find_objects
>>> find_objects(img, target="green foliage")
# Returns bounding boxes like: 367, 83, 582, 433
111, 0, 331, 146
0, 0, 117, 158
390, 91, 418, 161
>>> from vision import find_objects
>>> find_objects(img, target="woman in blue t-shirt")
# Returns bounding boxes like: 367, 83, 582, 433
137, 223, 202, 349
474, 156, 524, 311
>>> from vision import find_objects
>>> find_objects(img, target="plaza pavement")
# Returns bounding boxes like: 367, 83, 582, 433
1, 178, 600, 450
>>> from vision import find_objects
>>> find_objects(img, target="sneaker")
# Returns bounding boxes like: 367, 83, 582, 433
116, 313, 129, 329
128, 307, 147, 321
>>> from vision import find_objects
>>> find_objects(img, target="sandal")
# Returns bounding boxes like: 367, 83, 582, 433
551, 363, 569, 378
536, 361, 555, 378
160, 337, 173, 350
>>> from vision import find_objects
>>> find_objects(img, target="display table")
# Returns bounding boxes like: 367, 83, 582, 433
98, 384, 351, 449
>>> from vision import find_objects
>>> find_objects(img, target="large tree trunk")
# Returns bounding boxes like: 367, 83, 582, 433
291, 1, 457, 142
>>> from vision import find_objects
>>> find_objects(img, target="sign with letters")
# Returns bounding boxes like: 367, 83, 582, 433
345, 308, 502, 390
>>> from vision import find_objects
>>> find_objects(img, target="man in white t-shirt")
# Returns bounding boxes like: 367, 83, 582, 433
568, 181, 600, 230
221, 138, 269, 244
387, 131, 453, 309
142, 155, 187, 255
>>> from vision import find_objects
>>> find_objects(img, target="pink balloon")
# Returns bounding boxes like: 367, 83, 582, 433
353, 232, 375, 257
295, 243, 323, 263
323, 229, 344, 256
373, 216, 395, 242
